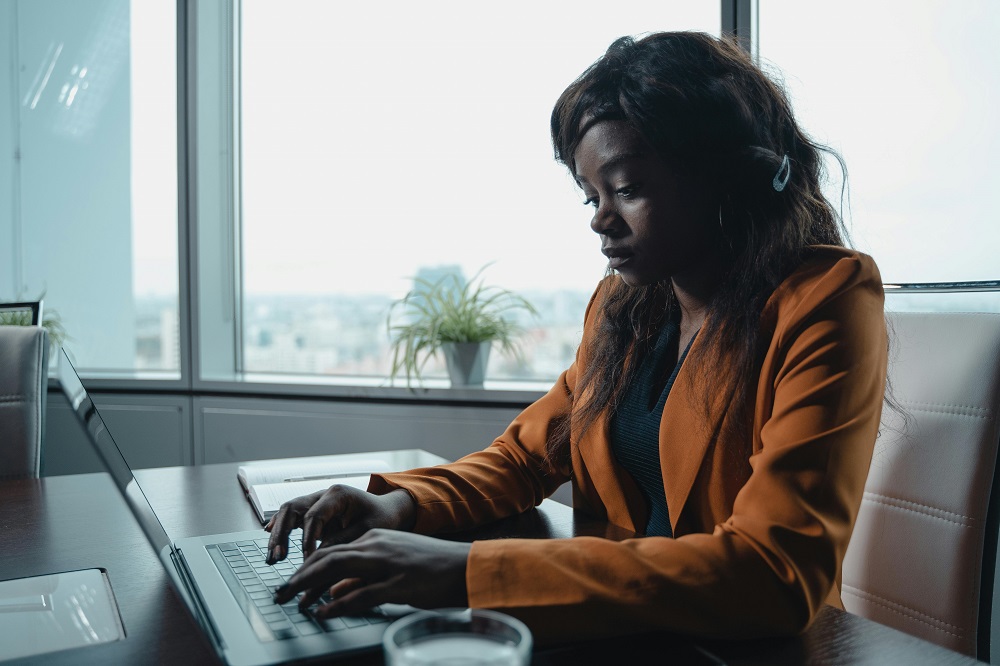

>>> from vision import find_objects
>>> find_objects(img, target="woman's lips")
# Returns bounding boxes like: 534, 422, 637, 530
608, 255, 631, 270
602, 247, 633, 270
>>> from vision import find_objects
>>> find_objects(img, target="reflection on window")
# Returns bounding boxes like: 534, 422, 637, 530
1, 0, 179, 373
240, 1, 719, 381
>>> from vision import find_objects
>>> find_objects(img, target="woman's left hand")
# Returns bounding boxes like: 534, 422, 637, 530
272, 529, 472, 616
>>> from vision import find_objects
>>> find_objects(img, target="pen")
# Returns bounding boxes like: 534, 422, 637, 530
282, 474, 367, 482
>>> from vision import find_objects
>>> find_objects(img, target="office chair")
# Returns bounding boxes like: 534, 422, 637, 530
0, 300, 43, 325
841, 311, 1000, 660
0, 324, 49, 479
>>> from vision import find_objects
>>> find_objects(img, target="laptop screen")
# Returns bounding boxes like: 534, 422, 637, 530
56, 347, 174, 555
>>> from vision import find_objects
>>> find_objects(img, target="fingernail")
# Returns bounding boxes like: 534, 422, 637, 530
265, 549, 275, 565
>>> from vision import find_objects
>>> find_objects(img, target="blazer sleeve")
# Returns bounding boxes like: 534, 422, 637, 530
463, 256, 888, 643
366, 282, 606, 534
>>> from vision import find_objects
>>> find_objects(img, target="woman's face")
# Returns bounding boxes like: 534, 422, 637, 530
573, 120, 719, 288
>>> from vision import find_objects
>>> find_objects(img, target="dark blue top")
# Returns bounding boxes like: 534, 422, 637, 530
609, 315, 695, 537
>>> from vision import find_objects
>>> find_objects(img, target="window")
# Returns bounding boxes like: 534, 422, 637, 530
238, 1, 720, 382
0, 0, 180, 373
17, 3, 995, 390
757, 0, 1000, 315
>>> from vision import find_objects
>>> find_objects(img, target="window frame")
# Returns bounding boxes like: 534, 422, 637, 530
79, 0, 1000, 403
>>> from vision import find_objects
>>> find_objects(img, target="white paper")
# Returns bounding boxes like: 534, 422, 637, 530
248, 475, 373, 523
237, 456, 391, 489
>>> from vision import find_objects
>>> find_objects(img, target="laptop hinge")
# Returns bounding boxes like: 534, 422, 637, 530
172, 547, 227, 650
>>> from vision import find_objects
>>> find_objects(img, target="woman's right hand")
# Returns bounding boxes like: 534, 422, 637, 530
264, 486, 416, 564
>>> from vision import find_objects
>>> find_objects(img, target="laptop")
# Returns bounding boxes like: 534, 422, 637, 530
55, 348, 414, 665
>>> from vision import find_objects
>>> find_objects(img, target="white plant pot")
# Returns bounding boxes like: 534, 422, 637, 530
442, 341, 492, 387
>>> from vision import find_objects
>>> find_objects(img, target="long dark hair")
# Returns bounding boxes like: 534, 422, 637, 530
545, 32, 848, 468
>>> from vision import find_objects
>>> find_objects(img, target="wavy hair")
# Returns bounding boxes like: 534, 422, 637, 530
545, 32, 848, 469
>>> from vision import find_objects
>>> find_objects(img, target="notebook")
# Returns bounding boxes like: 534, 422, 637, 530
55, 348, 415, 665
237, 456, 390, 524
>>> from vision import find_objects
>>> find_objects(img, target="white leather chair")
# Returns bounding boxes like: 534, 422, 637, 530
842, 311, 1000, 660
0, 325, 49, 479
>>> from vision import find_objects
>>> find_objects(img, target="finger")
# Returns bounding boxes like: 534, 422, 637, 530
301, 512, 327, 560
296, 582, 330, 612
316, 521, 369, 550
267, 504, 306, 564
294, 574, 362, 611
301, 488, 351, 558
275, 547, 373, 604
268, 490, 328, 563
327, 577, 365, 599
315, 577, 401, 618
264, 516, 274, 532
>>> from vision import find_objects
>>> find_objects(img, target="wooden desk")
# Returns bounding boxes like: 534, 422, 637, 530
0, 450, 980, 665
0, 473, 217, 665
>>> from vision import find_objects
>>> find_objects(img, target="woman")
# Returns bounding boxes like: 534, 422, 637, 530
268, 31, 887, 641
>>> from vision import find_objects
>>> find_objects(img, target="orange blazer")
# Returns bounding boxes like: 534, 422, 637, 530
370, 246, 888, 643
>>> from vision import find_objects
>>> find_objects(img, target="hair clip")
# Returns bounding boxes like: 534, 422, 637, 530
773, 154, 791, 192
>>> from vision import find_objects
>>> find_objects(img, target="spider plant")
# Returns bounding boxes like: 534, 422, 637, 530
387, 267, 537, 387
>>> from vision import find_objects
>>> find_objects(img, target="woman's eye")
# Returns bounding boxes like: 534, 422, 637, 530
583, 197, 598, 208
616, 185, 637, 198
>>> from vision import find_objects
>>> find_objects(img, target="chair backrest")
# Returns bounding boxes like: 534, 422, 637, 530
0, 300, 43, 325
0, 326, 49, 479
842, 311, 1000, 659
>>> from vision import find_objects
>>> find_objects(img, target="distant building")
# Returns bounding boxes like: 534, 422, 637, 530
413, 265, 465, 295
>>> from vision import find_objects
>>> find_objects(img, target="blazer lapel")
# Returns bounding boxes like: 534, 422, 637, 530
575, 409, 646, 534
660, 329, 726, 536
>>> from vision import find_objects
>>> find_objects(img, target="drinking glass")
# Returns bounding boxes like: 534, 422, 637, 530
383, 608, 532, 666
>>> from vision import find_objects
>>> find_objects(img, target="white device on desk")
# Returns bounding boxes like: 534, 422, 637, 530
56, 348, 416, 666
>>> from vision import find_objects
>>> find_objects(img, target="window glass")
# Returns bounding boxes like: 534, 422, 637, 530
757, 1, 1000, 288
1, 0, 179, 373
240, 1, 719, 381
884, 290, 1000, 315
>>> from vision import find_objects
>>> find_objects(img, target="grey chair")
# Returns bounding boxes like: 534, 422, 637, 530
841, 311, 1000, 660
0, 325, 49, 479
0, 300, 43, 325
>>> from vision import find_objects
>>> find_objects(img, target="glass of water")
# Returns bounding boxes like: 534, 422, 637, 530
383, 608, 532, 666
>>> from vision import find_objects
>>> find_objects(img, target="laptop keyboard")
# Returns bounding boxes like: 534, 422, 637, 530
207, 531, 390, 642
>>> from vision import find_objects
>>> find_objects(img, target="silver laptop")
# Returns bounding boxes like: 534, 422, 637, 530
56, 348, 413, 665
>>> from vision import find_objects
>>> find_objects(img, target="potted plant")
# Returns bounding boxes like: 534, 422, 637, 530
387, 267, 537, 387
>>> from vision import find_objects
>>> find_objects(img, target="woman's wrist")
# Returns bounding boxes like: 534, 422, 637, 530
383, 488, 418, 531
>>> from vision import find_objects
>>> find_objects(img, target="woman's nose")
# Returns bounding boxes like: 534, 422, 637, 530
590, 202, 619, 235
